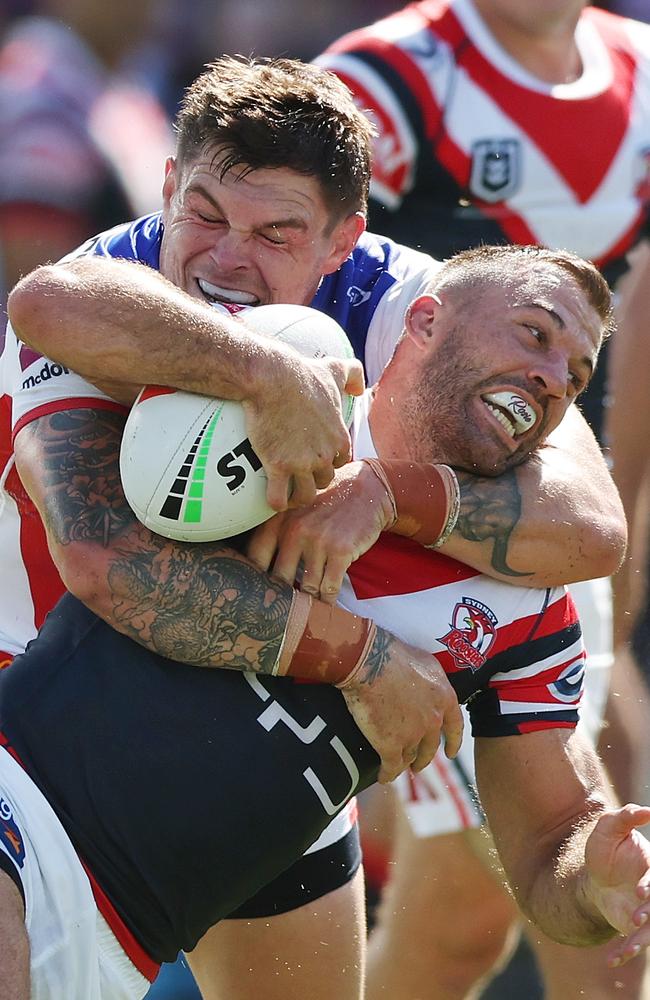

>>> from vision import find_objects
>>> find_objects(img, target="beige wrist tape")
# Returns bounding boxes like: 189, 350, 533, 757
363, 458, 460, 548
274, 590, 377, 686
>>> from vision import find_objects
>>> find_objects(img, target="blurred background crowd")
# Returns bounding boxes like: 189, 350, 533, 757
1, 1, 650, 998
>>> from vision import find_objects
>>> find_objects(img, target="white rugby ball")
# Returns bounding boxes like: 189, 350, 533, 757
119, 304, 356, 542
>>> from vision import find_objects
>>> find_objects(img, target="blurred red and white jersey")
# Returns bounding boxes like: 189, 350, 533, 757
318, 0, 650, 274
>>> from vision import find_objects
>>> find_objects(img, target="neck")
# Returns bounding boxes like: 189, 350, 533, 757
471, 1, 585, 85
368, 379, 425, 462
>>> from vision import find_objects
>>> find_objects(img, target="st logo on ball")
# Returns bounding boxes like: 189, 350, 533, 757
119, 304, 355, 541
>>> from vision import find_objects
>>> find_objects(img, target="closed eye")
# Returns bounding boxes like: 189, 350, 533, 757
195, 210, 223, 224
261, 233, 285, 246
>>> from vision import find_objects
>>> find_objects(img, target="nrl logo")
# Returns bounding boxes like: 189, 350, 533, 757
469, 139, 521, 202
439, 598, 497, 671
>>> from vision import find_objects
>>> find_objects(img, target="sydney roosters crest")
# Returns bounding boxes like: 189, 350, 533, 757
439, 598, 497, 671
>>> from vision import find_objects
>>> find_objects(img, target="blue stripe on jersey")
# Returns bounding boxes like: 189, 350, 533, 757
451, 620, 582, 705
313, 232, 409, 373
86, 213, 163, 269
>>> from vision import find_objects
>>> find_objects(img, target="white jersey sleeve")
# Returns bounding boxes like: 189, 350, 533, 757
5, 322, 124, 438
364, 248, 441, 385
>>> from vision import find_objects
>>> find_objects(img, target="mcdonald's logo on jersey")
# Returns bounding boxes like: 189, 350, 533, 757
469, 139, 521, 202
438, 598, 497, 671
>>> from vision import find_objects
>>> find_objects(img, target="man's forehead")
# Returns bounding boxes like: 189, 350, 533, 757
181, 156, 326, 215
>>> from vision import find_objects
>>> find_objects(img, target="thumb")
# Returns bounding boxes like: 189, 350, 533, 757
342, 359, 365, 397
595, 805, 650, 842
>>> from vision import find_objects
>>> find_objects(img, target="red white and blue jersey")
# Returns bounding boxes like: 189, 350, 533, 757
317, 0, 650, 436
344, 393, 585, 737
317, 1, 650, 280
345, 537, 583, 735
0, 215, 436, 658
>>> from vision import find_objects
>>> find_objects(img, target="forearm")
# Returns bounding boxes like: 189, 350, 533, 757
16, 408, 289, 670
8, 258, 276, 404
477, 730, 618, 948
442, 410, 626, 586
516, 813, 617, 947
15, 408, 382, 680
606, 242, 650, 524
0, 872, 29, 1000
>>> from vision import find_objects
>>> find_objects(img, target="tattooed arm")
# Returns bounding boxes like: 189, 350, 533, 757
248, 405, 626, 601
13, 406, 463, 780
442, 406, 626, 585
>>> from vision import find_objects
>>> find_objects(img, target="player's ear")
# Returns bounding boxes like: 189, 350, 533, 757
405, 293, 442, 350
162, 157, 179, 212
321, 213, 366, 275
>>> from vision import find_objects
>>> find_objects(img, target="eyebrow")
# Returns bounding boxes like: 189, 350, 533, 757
187, 183, 309, 232
523, 300, 595, 379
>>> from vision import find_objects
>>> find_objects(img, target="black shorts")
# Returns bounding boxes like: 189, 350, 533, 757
0, 595, 377, 962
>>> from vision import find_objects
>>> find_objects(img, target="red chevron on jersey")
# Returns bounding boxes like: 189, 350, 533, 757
319, 0, 650, 267
331, 66, 415, 207
432, 5, 636, 203
347, 531, 479, 599
341, 528, 584, 736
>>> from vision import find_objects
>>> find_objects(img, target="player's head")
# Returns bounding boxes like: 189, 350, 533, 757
159, 56, 372, 308
175, 55, 373, 221
378, 244, 611, 476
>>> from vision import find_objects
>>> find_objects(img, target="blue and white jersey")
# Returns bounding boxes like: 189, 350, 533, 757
64, 213, 440, 384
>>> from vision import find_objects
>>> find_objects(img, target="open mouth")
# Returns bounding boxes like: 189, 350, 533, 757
481, 391, 538, 439
198, 278, 260, 306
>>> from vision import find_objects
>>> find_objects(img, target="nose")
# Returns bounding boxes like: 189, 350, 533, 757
528, 351, 570, 399
208, 228, 252, 271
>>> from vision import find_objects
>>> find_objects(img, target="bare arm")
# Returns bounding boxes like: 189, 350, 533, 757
475, 729, 650, 964
605, 242, 650, 643
14, 407, 463, 780
248, 405, 626, 602
445, 404, 626, 585
0, 870, 29, 1000
8, 258, 363, 509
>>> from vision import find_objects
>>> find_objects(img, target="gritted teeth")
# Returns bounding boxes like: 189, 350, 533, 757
198, 278, 259, 305
482, 392, 537, 437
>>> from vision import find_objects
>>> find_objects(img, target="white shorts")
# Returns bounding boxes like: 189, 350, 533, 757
0, 747, 150, 1000
396, 577, 612, 838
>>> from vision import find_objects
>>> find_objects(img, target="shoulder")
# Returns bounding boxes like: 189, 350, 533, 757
313, 231, 438, 371
583, 5, 650, 60
60, 213, 163, 268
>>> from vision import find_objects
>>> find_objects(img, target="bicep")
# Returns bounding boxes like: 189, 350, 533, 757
0, 867, 29, 998
444, 406, 624, 585
13, 407, 136, 567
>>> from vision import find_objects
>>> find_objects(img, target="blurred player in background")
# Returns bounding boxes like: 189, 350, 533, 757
0, 0, 171, 318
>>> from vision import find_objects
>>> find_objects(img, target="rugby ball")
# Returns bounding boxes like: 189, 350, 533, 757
119, 304, 356, 542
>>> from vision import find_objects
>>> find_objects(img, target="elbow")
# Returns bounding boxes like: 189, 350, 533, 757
52, 544, 117, 625
583, 510, 627, 580
7, 264, 71, 352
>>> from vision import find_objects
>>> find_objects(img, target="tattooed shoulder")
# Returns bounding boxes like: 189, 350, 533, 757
25, 408, 135, 546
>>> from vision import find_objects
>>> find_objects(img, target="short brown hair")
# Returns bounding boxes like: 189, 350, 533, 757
175, 55, 375, 222
433, 244, 614, 338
